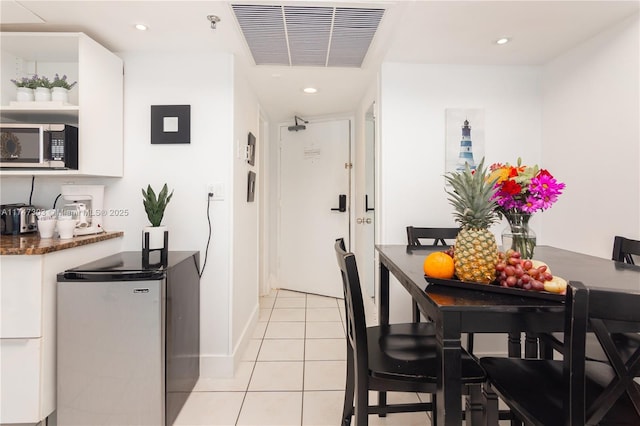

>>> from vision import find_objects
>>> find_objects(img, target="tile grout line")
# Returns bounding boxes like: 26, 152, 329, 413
300, 293, 308, 426
234, 289, 278, 425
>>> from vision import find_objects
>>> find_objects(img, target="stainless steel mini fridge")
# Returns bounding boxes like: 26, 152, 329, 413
56, 251, 200, 425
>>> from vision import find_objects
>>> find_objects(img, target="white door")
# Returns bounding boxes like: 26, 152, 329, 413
278, 119, 350, 298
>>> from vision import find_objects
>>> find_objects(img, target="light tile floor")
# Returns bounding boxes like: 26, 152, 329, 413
169, 289, 434, 426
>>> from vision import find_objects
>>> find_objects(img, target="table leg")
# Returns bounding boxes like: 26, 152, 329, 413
437, 313, 462, 426
507, 332, 523, 426
507, 332, 521, 357
524, 332, 538, 358
379, 261, 390, 326
378, 260, 390, 414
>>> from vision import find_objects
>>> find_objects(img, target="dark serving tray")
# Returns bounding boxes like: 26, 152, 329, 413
424, 276, 565, 302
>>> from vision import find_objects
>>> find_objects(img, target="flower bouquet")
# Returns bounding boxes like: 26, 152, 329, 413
488, 158, 565, 258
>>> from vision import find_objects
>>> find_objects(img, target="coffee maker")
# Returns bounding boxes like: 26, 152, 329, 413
60, 184, 105, 236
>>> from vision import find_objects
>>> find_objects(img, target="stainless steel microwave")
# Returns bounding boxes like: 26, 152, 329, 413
1, 123, 78, 169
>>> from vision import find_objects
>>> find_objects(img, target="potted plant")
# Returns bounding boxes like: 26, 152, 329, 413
142, 183, 174, 250
50, 74, 77, 102
10, 75, 39, 101
30, 75, 52, 101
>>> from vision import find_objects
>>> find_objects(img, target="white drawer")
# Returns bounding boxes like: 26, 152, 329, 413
0, 338, 42, 423
0, 256, 42, 338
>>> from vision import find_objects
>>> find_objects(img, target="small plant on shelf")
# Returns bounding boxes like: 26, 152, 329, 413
10, 75, 40, 89
33, 75, 52, 89
50, 74, 77, 90
142, 183, 174, 227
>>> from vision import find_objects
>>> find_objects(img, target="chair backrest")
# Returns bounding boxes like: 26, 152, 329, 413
335, 238, 369, 372
612, 235, 640, 265
563, 281, 640, 424
406, 226, 459, 247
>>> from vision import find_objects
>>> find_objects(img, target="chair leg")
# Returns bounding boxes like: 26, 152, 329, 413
482, 383, 499, 426
432, 393, 437, 426
378, 391, 387, 417
354, 371, 369, 426
412, 301, 421, 323
465, 384, 484, 426
342, 346, 355, 425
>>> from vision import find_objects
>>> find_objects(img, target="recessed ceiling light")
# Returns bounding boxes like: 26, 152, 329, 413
135, 24, 148, 31
303, 87, 318, 94
496, 37, 511, 45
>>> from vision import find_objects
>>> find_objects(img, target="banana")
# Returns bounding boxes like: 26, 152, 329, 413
543, 276, 567, 294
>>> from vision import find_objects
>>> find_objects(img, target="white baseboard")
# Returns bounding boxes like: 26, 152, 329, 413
199, 304, 259, 379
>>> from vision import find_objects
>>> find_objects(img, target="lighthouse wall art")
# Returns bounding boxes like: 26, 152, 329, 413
445, 108, 485, 175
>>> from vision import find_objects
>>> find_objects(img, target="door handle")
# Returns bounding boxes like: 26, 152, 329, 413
365, 194, 374, 212
331, 194, 347, 212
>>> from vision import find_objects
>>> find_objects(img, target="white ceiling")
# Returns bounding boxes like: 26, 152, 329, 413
1, 1, 638, 123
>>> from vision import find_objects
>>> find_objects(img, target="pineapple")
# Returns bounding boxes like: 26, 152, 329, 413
445, 158, 500, 283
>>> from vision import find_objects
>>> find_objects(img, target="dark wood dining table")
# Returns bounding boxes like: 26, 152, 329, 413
376, 244, 640, 426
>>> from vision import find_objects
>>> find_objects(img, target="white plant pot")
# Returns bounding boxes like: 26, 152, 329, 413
143, 225, 167, 250
51, 87, 69, 102
34, 87, 51, 101
16, 87, 34, 102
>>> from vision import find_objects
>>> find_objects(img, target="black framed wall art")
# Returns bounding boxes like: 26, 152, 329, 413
151, 105, 191, 144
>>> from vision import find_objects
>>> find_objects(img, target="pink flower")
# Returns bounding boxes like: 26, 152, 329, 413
489, 159, 565, 216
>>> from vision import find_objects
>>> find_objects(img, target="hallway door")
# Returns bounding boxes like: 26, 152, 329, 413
278, 119, 350, 298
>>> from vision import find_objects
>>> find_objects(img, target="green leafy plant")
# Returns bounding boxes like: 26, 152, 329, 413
32, 75, 51, 88
50, 74, 77, 90
10, 75, 40, 89
142, 183, 174, 227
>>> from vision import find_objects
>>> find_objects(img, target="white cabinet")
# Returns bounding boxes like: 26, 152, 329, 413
0, 32, 123, 177
0, 237, 123, 424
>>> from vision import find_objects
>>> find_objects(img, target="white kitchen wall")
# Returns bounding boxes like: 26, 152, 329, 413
113, 51, 236, 378
1, 51, 240, 378
378, 63, 542, 332
541, 12, 640, 258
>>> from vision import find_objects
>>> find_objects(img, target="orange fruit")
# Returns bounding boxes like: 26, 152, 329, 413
423, 252, 455, 279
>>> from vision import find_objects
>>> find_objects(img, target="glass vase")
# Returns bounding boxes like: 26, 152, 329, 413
501, 213, 536, 259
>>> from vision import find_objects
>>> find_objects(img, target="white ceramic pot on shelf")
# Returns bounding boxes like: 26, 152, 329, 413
16, 87, 34, 102
143, 225, 168, 250
34, 87, 51, 101
51, 87, 70, 103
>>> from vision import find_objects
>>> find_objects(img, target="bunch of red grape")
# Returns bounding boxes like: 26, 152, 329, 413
495, 249, 554, 291
443, 246, 455, 258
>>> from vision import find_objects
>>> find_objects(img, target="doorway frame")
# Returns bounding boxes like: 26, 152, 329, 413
274, 114, 356, 295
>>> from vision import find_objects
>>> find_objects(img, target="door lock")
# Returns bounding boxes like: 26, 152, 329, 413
356, 218, 372, 224
331, 194, 347, 212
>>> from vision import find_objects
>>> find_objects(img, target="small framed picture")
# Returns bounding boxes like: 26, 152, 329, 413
247, 132, 256, 166
445, 108, 485, 174
247, 171, 256, 202
151, 105, 191, 144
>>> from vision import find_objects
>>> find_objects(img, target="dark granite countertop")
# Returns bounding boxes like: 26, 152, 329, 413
0, 231, 123, 255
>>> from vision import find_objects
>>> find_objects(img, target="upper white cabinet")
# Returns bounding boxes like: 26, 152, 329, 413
0, 32, 123, 177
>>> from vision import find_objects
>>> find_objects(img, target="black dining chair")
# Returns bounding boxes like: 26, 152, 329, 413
482, 281, 640, 426
334, 238, 487, 426
406, 226, 460, 248
406, 226, 459, 323
539, 235, 640, 362
612, 235, 640, 265
405, 227, 478, 353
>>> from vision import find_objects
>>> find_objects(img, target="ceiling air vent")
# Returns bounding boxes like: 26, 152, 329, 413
231, 4, 384, 68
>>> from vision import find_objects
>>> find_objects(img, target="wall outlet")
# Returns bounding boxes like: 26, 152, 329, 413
207, 182, 224, 201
